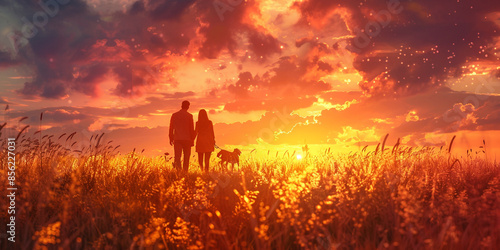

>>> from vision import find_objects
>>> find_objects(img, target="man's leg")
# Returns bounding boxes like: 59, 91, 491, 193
182, 141, 191, 172
173, 141, 182, 170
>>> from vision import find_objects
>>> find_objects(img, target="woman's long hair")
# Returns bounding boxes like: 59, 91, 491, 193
198, 109, 209, 124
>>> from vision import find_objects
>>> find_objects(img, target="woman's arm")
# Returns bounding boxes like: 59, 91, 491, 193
210, 121, 215, 142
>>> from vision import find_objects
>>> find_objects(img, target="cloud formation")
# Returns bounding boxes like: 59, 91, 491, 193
3, 0, 284, 99
294, 0, 500, 96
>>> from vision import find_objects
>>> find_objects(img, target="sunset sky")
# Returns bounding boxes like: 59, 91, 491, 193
1, 0, 500, 157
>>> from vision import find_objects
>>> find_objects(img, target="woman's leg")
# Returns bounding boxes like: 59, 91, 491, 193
198, 152, 204, 170
204, 152, 211, 172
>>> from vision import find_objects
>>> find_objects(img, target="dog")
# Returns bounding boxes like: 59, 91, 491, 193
217, 148, 241, 171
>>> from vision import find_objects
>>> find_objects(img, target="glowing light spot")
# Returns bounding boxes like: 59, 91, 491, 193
296, 154, 303, 160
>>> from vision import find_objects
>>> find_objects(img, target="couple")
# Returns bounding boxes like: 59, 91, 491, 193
169, 100, 215, 172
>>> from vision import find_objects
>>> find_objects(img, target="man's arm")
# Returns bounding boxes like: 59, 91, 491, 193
194, 121, 199, 140
189, 115, 195, 145
169, 114, 175, 145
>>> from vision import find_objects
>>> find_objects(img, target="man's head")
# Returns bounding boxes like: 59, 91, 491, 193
181, 100, 190, 110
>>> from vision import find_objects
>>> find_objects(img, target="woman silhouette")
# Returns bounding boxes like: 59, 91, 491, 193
194, 109, 215, 172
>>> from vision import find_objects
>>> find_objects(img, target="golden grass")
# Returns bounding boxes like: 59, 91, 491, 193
0, 130, 499, 249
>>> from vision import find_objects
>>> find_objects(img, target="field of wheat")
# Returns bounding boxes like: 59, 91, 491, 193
1, 128, 499, 249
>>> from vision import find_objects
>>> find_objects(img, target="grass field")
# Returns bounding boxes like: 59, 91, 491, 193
1, 130, 499, 249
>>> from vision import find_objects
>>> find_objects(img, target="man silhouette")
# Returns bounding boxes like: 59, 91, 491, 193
169, 100, 195, 171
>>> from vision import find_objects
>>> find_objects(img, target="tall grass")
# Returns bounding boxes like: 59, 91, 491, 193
0, 129, 499, 249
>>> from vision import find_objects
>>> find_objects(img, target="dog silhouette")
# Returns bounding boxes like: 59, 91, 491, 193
217, 148, 241, 171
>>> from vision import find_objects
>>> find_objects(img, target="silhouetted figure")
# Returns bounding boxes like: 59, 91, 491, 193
194, 109, 215, 172
169, 100, 195, 171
